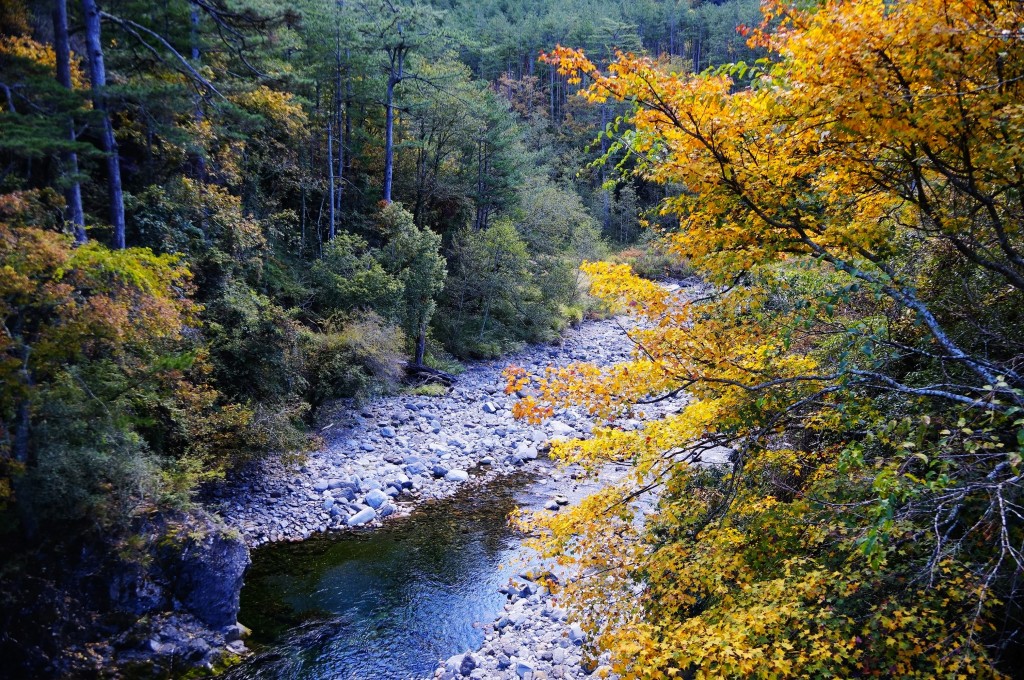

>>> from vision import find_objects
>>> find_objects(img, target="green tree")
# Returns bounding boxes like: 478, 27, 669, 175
374, 202, 446, 364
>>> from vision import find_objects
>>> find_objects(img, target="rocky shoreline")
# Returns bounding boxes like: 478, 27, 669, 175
206, 316, 640, 549
432, 463, 633, 680
204, 282, 703, 679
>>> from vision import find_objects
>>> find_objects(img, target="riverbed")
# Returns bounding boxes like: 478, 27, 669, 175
211, 283, 701, 680
224, 472, 542, 679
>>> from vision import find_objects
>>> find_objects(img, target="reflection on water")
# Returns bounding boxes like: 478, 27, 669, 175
225, 473, 541, 680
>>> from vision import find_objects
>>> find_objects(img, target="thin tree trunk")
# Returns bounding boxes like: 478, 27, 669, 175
475, 138, 484, 230
334, 27, 344, 221
415, 322, 426, 366
383, 50, 403, 203
190, 5, 206, 180
53, 0, 85, 243
81, 0, 125, 248
600, 103, 610, 236
327, 122, 336, 240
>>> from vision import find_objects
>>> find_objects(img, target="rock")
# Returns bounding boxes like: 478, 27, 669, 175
380, 426, 396, 438
544, 500, 560, 511
313, 480, 330, 492
445, 469, 469, 483
223, 622, 251, 642
516, 661, 535, 679
347, 507, 376, 526
360, 479, 382, 493
405, 462, 429, 476
364, 489, 389, 509
549, 421, 575, 437
569, 623, 586, 645
332, 486, 356, 502
555, 495, 569, 505
459, 653, 478, 676
482, 402, 499, 414
378, 503, 396, 518
166, 517, 250, 629
431, 464, 450, 478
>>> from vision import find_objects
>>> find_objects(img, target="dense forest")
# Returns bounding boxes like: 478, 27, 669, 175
3, 0, 1024, 678
0, 0, 760, 535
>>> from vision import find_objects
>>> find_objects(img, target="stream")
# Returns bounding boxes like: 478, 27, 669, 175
225, 472, 548, 680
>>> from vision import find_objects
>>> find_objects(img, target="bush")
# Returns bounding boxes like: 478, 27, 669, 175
302, 312, 406, 409
309, 233, 405, 319
613, 238, 694, 281
204, 282, 305, 404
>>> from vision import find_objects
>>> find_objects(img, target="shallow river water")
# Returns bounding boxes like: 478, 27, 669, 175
225, 472, 546, 680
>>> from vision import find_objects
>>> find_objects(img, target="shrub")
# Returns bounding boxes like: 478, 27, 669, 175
302, 312, 406, 409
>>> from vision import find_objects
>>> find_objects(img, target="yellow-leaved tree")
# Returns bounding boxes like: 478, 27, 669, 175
507, 0, 1024, 677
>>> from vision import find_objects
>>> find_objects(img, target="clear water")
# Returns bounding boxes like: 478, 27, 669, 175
225, 473, 543, 680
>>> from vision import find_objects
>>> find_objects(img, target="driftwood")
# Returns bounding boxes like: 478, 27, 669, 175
402, 362, 457, 386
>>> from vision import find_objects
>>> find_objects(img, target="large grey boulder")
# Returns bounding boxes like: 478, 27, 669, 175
166, 518, 250, 629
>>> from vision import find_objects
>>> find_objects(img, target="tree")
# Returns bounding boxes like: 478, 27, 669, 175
354, 0, 446, 203
80, 0, 125, 249
0, 189, 193, 525
374, 202, 446, 365
52, 0, 85, 243
507, 1, 1024, 677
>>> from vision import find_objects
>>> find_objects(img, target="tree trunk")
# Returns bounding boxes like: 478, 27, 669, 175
53, 0, 86, 244
475, 138, 484, 230
327, 122, 336, 240
335, 31, 344, 222
189, 5, 206, 180
383, 50, 403, 203
415, 322, 427, 366
81, 0, 125, 248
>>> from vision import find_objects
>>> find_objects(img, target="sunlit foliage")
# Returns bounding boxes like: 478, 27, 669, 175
508, 0, 1024, 677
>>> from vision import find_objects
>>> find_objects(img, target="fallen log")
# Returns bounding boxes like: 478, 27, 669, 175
402, 362, 457, 386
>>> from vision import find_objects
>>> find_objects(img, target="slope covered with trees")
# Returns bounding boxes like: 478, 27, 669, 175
0, 0, 759, 675
510, 0, 1024, 677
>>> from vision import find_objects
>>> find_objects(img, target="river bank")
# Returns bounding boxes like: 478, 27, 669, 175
206, 315, 639, 549
207, 282, 706, 679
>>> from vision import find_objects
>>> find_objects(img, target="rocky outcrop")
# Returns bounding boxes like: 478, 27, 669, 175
164, 517, 249, 629
0, 509, 251, 679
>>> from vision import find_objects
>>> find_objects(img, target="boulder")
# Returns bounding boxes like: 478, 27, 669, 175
364, 489, 389, 509
347, 507, 376, 526
569, 623, 586, 645
445, 469, 470, 483
166, 518, 250, 629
